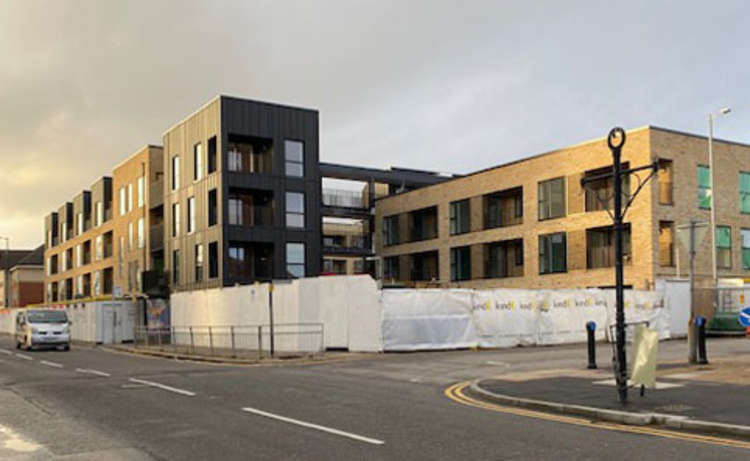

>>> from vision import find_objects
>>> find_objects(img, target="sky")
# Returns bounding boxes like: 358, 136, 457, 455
1, 0, 749, 248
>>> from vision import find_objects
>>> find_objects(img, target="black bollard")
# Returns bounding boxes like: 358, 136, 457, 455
586, 321, 597, 369
696, 316, 708, 365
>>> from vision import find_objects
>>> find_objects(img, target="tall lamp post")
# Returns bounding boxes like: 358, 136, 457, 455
708, 107, 732, 286
0, 236, 9, 308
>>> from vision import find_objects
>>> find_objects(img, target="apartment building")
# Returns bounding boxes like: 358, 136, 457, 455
375, 126, 750, 290
322, 221, 369, 275
0, 247, 43, 307
44, 146, 163, 303
163, 96, 321, 291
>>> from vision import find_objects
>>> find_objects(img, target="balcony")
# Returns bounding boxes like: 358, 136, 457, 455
484, 187, 523, 229
150, 178, 164, 208
227, 189, 274, 227
322, 189, 365, 209
226, 134, 273, 175
322, 234, 371, 256
150, 224, 164, 251
408, 206, 438, 242
227, 242, 274, 283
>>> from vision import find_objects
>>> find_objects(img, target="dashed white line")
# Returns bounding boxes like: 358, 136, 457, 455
128, 378, 196, 397
241, 406, 385, 445
75, 368, 111, 377
40, 360, 63, 368
15, 353, 32, 361
0, 349, 12, 355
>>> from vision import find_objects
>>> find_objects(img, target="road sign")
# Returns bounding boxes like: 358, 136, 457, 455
739, 307, 750, 327
676, 220, 708, 251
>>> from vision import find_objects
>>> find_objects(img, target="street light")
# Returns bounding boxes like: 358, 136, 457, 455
708, 107, 732, 286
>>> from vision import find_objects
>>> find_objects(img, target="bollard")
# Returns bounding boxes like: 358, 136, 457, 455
586, 321, 597, 369
257, 325, 263, 361
230, 326, 236, 358
696, 316, 708, 365
209, 326, 214, 356
189, 326, 195, 354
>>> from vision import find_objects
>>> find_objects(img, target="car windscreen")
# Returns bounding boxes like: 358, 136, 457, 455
27, 310, 68, 324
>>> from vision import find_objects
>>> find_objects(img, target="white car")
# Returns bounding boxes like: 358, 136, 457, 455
15, 309, 71, 351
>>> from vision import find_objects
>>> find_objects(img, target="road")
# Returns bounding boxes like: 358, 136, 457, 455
1, 336, 748, 460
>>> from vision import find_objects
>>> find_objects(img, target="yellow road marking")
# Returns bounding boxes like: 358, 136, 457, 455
444, 381, 750, 450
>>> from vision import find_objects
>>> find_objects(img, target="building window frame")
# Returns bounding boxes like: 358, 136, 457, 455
285, 191, 305, 228
187, 197, 195, 234
208, 241, 219, 278
383, 215, 399, 246
697, 164, 711, 210
172, 202, 180, 237
284, 139, 304, 178
449, 199, 471, 235
286, 242, 306, 278
194, 142, 203, 181
450, 246, 471, 281
538, 177, 566, 220
195, 244, 203, 282
716, 225, 731, 269
172, 155, 180, 191
539, 232, 567, 274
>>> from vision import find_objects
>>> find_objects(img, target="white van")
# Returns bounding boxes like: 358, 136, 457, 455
15, 309, 71, 351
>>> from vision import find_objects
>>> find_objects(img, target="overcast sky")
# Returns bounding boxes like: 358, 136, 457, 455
1, 0, 748, 248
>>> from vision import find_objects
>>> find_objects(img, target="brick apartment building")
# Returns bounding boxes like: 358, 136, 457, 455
375, 126, 750, 290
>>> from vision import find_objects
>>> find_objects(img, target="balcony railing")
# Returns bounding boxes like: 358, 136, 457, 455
322, 189, 365, 209
322, 236, 371, 255
228, 205, 274, 227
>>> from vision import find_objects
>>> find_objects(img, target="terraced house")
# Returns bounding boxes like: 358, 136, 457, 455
375, 126, 750, 290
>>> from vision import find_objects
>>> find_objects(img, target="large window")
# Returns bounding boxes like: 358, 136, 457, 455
228, 197, 242, 225
195, 244, 203, 282
172, 202, 180, 237
658, 221, 674, 267
584, 164, 629, 212
286, 242, 305, 278
285, 140, 304, 177
586, 224, 631, 269
208, 241, 218, 278
450, 199, 471, 235
286, 192, 305, 228
485, 239, 524, 279
187, 197, 195, 233
227, 135, 272, 174
697, 165, 711, 209
740, 172, 750, 214
383, 215, 399, 246
208, 136, 217, 174
484, 187, 523, 229
538, 177, 565, 220
138, 176, 145, 208
383, 256, 399, 279
172, 155, 180, 190
137, 217, 144, 249
716, 225, 731, 269
172, 249, 180, 284
450, 246, 471, 281
208, 189, 217, 226
194, 143, 203, 181
742, 229, 750, 270
539, 232, 567, 274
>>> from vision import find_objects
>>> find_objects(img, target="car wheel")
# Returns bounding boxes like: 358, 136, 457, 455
15, 341, 21, 349
63, 344, 70, 351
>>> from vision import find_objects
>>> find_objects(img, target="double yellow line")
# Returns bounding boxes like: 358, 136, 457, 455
445, 381, 750, 450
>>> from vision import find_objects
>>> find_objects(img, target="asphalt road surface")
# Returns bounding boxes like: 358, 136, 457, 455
1, 336, 748, 460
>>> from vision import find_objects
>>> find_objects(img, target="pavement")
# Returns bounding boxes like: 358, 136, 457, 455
1, 334, 750, 460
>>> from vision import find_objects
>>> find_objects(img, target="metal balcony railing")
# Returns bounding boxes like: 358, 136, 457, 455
322, 188, 365, 209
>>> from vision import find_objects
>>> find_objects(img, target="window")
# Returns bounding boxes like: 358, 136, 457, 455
137, 217, 144, 249
450, 200, 471, 235
96, 201, 103, 227
658, 159, 673, 205
408, 207, 438, 241
740, 172, 750, 214
383, 256, 399, 279
450, 246, 471, 281
208, 241, 218, 278
194, 143, 203, 181
742, 229, 750, 270
286, 192, 305, 228
172, 203, 180, 237
93, 271, 101, 296
228, 198, 242, 225
172, 249, 180, 284
208, 189, 217, 226
285, 140, 304, 177
485, 239, 524, 278
195, 244, 203, 282
128, 222, 134, 250
138, 176, 145, 208
538, 177, 565, 220
119, 187, 126, 216
484, 188, 523, 229
658, 221, 674, 267
95, 235, 103, 261
228, 149, 242, 172
697, 165, 711, 209
187, 197, 195, 233
383, 215, 399, 246
76, 244, 82, 268
539, 232, 567, 274
286, 242, 305, 278
584, 164, 630, 212
716, 225, 731, 269
172, 155, 180, 190
207, 136, 217, 174
75, 212, 82, 235
127, 183, 133, 212
586, 224, 631, 269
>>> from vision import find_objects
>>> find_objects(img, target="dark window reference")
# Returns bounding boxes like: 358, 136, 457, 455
408, 206, 438, 242
450, 246, 471, 281
207, 136, 217, 174
485, 239, 524, 279
208, 241, 218, 279
172, 249, 180, 284
484, 187, 523, 229
586, 224, 632, 269
539, 232, 567, 274
538, 177, 565, 220
450, 199, 471, 235
383, 256, 400, 280
208, 189, 217, 226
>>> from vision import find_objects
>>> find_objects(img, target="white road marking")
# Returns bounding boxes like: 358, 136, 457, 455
75, 368, 111, 377
485, 361, 511, 367
40, 360, 63, 368
15, 353, 32, 361
241, 406, 385, 446
0, 349, 12, 355
128, 378, 196, 397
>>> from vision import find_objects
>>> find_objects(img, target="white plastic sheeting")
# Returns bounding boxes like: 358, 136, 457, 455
0, 309, 20, 334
